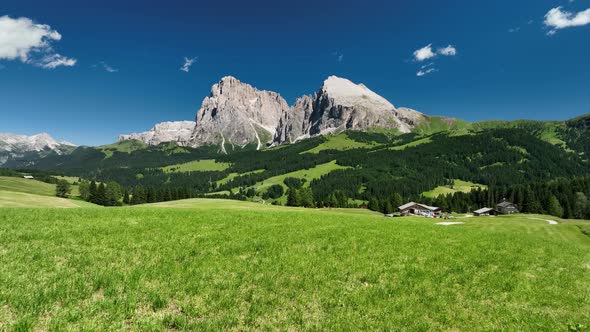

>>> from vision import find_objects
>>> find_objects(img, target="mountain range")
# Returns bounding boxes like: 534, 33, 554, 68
1, 75, 588, 177
0, 133, 75, 166
117, 76, 427, 152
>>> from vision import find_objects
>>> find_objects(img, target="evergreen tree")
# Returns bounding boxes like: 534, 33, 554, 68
89, 181, 98, 203
78, 180, 91, 200
299, 188, 315, 208
122, 189, 130, 205
391, 193, 403, 210
95, 183, 107, 206
55, 180, 71, 198
546, 195, 564, 218
574, 192, 589, 219
105, 182, 122, 206
368, 198, 380, 212
382, 200, 394, 214
286, 188, 299, 207
131, 186, 146, 205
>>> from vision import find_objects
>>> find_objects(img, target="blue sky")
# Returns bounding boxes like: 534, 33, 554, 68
1, 0, 589, 145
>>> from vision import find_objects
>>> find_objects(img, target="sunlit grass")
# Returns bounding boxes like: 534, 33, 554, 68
0, 204, 588, 330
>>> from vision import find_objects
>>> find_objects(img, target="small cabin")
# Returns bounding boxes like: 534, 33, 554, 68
473, 207, 496, 216
399, 202, 442, 217
23, 175, 34, 179
496, 201, 519, 215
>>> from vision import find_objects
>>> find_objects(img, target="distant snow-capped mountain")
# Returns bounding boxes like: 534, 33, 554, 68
0, 133, 76, 166
118, 121, 196, 146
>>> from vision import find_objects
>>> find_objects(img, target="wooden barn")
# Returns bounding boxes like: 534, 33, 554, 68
496, 200, 519, 215
399, 202, 442, 217
473, 207, 497, 216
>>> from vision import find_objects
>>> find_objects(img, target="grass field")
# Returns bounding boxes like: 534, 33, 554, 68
0, 199, 589, 331
162, 160, 232, 173
216, 170, 265, 187
389, 136, 433, 150
0, 176, 56, 196
304, 133, 378, 154
0, 190, 96, 208
99, 140, 149, 158
0, 177, 93, 208
422, 180, 487, 198
251, 160, 348, 197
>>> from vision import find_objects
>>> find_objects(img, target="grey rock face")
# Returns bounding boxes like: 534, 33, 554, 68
190, 76, 290, 151
119, 121, 196, 146
274, 95, 314, 144
273, 76, 426, 144
182, 76, 426, 151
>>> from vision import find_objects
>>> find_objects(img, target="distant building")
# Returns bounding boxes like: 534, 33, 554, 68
473, 207, 496, 216
496, 200, 519, 215
399, 202, 442, 216
23, 175, 34, 179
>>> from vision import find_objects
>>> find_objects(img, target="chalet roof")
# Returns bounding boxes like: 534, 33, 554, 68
398, 202, 440, 211
497, 201, 517, 208
474, 207, 494, 214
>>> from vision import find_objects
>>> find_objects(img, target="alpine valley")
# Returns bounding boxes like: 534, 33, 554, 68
2, 76, 590, 216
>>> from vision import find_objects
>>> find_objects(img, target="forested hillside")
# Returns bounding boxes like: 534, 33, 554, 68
3, 114, 589, 217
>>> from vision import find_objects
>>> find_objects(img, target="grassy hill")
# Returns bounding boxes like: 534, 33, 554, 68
162, 159, 232, 173
0, 176, 56, 196
422, 180, 487, 198
0, 202, 588, 330
0, 190, 96, 208
0, 176, 95, 208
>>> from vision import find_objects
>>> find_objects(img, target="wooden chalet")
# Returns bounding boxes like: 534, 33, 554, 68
496, 200, 519, 215
399, 202, 442, 217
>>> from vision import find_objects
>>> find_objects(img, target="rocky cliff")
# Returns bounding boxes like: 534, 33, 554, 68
118, 121, 196, 146
119, 76, 427, 152
274, 76, 426, 144
189, 76, 290, 151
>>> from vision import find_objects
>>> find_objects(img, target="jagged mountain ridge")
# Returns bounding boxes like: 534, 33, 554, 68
0, 133, 76, 166
118, 76, 427, 150
275, 76, 426, 144
119, 121, 196, 146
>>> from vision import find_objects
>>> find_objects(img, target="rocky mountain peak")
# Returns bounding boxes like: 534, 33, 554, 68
320, 76, 395, 110
118, 121, 196, 146
190, 77, 290, 151
116, 75, 428, 152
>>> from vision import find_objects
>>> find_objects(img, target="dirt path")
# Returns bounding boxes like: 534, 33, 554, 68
436, 222, 465, 226
527, 217, 558, 225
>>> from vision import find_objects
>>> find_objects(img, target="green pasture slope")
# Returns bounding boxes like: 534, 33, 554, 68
0, 176, 94, 208
0, 199, 589, 331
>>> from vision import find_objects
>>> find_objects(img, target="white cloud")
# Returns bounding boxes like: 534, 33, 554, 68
544, 6, 590, 34
0, 15, 76, 68
38, 54, 76, 69
337, 54, 344, 62
438, 45, 457, 56
180, 56, 197, 72
100, 61, 118, 73
417, 68, 436, 77
413, 44, 436, 61
414, 44, 457, 62
508, 27, 521, 33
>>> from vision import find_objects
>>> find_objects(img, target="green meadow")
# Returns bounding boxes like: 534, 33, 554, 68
0, 199, 589, 331
422, 180, 487, 198
161, 160, 232, 173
